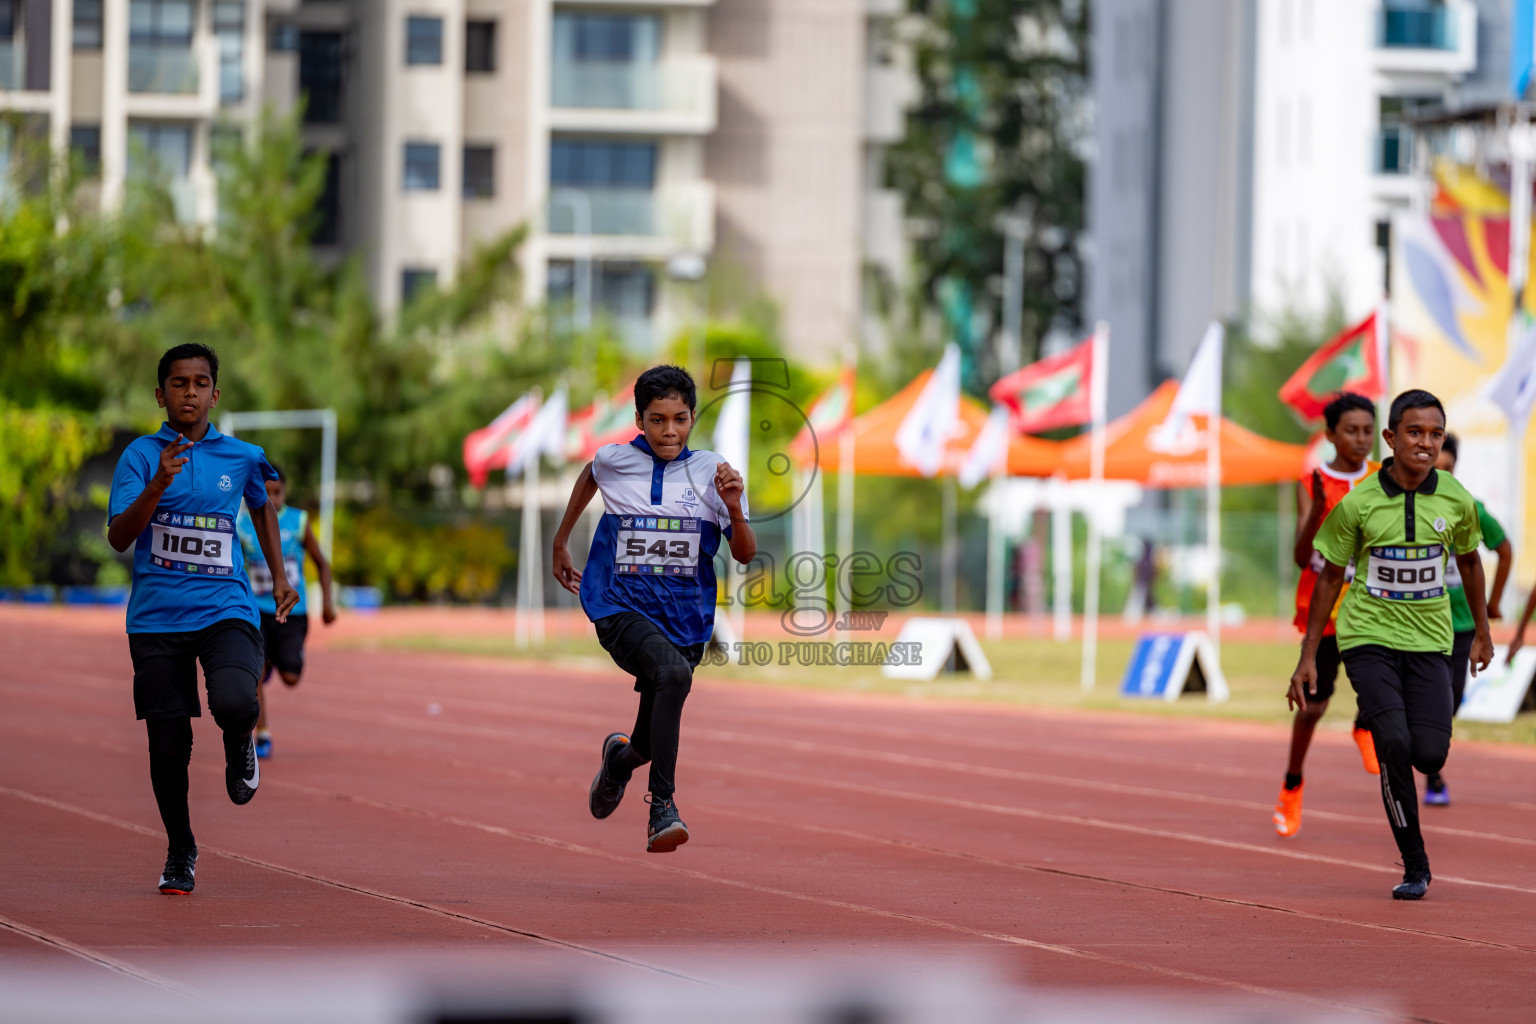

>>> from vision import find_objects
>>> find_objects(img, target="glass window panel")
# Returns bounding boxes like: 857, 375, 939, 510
466, 20, 495, 72
213, 2, 243, 30
549, 139, 656, 189
401, 268, 437, 305
74, 0, 104, 49
406, 16, 442, 65
403, 142, 440, 191
463, 145, 495, 197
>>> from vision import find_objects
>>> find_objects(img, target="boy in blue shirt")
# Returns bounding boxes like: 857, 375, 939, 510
551, 365, 755, 852
237, 464, 338, 759
107, 344, 297, 895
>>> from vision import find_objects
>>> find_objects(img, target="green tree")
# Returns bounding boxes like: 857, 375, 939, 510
888, 0, 1089, 392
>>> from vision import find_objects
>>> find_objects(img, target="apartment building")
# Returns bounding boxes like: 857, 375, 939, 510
1088, 0, 1507, 415
326, 0, 908, 357
0, 0, 302, 221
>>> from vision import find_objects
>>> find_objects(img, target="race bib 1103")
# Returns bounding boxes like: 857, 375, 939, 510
1365, 544, 1444, 601
149, 512, 237, 577
614, 516, 701, 577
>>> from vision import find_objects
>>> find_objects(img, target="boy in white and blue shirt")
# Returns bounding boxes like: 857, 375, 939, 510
552, 365, 756, 852
107, 344, 297, 895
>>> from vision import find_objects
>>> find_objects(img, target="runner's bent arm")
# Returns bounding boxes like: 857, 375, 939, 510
552, 461, 598, 596
1292, 471, 1325, 570
715, 461, 756, 563
301, 517, 338, 624
254, 500, 298, 622
1288, 560, 1346, 712
107, 437, 193, 552
1455, 551, 1495, 676
1487, 538, 1513, 620
1508, 585, 1536, 661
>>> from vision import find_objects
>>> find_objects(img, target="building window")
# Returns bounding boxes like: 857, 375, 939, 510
554, 13, 660, 63
300, 31, 344, 124
214, 2, 245, 104
403, 141, 440, 191
463, 145, 494, 198
405, 16, 442, 65
401, 268, 437, 305
130, 0, 194, 46
268, 20, 298, 52
550, 138, 656, 189
465, 19, 495, 73
128, 121, 192, 179
0, 1, 16, 41
74, 0, 104, 50
70, 125, 101, 176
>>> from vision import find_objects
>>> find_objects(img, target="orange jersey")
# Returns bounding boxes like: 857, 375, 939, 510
1294, 460, 1379, 634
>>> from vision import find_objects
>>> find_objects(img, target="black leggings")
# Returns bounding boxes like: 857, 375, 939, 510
1343, 645, 1453, 874
594, 612, 703, 799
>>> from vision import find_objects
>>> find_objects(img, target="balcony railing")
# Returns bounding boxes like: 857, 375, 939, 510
551, 57, 710, 114
0, 41, 22, 90
549, 188, 656, 236
1376, 5, 1456, 50
1374, 127, 1413, 174
129, 45, 200, 95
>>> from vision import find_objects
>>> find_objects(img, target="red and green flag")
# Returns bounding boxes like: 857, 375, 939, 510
1278, 312, 1386, 421
988, 336, 1093, 434
794, 365, 856, 451
566, 380, 637, 460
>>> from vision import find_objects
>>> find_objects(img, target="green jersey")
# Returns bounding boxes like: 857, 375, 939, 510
1446, 499, 1505, 633
1314, 461, 1482, 655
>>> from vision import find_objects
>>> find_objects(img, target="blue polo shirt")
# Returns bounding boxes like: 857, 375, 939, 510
108, 422, 278, 634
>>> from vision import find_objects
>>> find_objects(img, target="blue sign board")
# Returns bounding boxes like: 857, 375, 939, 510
1121, 633, 1186, 698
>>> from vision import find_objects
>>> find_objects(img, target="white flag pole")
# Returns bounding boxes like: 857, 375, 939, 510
1206, 325, 1225, 656
1507, 117, 1533, 571
836, 344, 858, 642
985, 458, 1006, 641
1051, 475, 1071, 642
1080, 321, 1110, 691
514, 387, 543, 649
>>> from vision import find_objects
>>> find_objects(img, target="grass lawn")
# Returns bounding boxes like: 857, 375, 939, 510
344, 632, 1536, 747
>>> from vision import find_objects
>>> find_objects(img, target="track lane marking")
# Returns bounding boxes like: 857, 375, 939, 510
0, 914, 200, 998
0, 786, 706, 985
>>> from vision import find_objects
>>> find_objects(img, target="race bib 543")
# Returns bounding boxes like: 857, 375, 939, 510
615, 516, 701, 577
150, 512, 237, 577
1365, 544, 1444, 601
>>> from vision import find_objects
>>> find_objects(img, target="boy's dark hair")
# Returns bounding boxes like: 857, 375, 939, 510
1323, 392, 1375, 432
1387, 389, 1446, 432
1441, 433, 1459, 462
157, 344, 219, 389
269, 462, 285, 483
634, 364, 697, 416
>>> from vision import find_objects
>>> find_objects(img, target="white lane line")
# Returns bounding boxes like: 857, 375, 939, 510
0, 913, 200, 998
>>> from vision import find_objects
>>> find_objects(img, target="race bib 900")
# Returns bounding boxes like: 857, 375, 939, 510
614, 517, 701, 577
150, 512, 237, 576
1365, 544, 1444, 601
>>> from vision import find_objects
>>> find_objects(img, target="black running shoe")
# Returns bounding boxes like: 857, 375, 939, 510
226, 733, 260, 805
589, 732, 633, 820
1392, 870, 1431, 900
158, 846, 198, 895
646, 794, 689, 853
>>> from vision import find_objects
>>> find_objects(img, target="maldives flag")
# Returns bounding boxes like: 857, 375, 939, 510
1278, 312, 1386, 421
793, 364, 856, 452
566, 380, 638, 461
988, 336, 1093, 433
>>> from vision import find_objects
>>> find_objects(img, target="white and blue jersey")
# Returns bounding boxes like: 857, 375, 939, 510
580, 437, 747, 648
108, 422, 278, 634
236, 504, 307, 616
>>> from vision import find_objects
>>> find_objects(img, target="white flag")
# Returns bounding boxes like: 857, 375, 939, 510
1488, 317, 1536, 427
895, 344, 962, 477
958, 403, 1011, 488
507, 384, 568, 476
1152, 321, 1224, 451
713, 360, 752, 486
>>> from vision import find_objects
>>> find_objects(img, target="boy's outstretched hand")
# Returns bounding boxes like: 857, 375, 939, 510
552, 540, 582, 596
716, 461, 745, 512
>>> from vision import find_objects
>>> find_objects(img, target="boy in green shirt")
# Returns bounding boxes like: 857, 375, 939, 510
1425, 433, 1512, 805
1289, 390, 1493, 900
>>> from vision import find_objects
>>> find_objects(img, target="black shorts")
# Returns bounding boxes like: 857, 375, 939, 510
1450, 629, 1475, 712
1311, 634, 1342, 703
259, 612, 309, 678
128, 618, 264, 720
1340, 643, 1454, 733
593, 611, 703, 692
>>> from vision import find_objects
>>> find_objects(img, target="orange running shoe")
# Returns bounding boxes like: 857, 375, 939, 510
1274, 782, 1303, 838
1353, 725, 1380, 775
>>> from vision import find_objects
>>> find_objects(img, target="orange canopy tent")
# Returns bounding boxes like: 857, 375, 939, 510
1057, 380, 1307, 487
788, 369, 1064, 478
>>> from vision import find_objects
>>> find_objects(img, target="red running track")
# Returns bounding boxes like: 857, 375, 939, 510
1, 607, 1533, 1022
